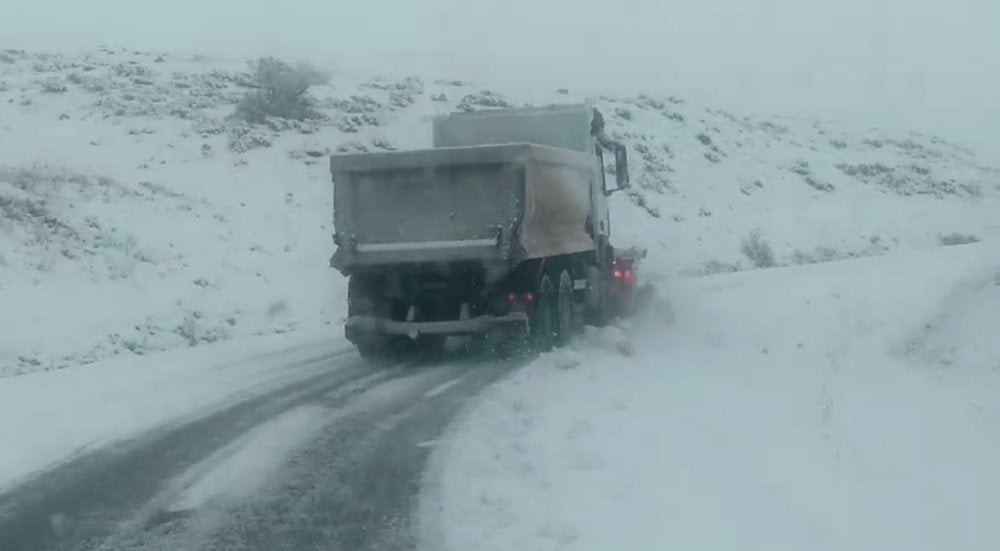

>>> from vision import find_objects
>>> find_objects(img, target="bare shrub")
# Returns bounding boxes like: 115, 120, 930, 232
267, 300, 289, 319
703, 260, 740, 275
792, 161, 834, 192
814, 246, 842, 262
626, 190, 661, 218
939, 233, 980, 246
740, 229, 776, 268
791, 247, 841, 265
790, 250, 817, 265
40, 77, 68, 94
332, 94, 381, 114
174, 312, 231, 347
804, 175, 835, 192
457, 90, 511, 112
790, 160, 812, 176
227, 123, 273, 152
0, 166, 155, 276
235, 57, 329, 123
371, 136, 396, 151
837, 163, 892, 178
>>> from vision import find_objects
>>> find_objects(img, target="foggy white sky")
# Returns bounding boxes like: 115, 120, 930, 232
3, 0, 997, 159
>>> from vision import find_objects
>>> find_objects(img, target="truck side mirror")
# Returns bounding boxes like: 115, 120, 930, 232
606, 144, 629, 195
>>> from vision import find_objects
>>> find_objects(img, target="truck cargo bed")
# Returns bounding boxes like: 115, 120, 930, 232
330, 143, 597, 272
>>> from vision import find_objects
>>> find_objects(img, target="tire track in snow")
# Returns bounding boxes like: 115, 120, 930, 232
0, 352, 524, 551
0, 352, 381, 551
107, 358, 521, 551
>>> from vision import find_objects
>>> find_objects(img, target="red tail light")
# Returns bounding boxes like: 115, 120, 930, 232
623, 270, 635, 283
503, 292, 536, 309
613, 269, 623, 281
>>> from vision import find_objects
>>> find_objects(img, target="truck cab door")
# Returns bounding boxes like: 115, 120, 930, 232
592, 143, 612, 240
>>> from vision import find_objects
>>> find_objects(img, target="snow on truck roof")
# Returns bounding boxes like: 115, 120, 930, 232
432, 104, 596, 154
330, 142, 592, 173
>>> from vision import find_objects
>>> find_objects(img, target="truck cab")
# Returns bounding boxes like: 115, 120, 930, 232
432, 104, 630, 257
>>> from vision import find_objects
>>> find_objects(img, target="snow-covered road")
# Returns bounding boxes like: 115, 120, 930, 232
0, 342, 519, 550
3, 243, 999, 551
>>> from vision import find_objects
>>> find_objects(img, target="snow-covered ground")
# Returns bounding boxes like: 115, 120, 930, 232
2, 45, 1000, 549
2, 47, 998, 377
0, 51, 345, 376
422, 241, 1000, 551
0, 329, 348, 492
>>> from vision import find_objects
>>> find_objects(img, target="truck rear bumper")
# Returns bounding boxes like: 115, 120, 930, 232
345, 312, 529, 338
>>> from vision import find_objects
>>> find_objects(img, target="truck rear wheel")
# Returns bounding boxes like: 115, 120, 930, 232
532, 275, 556, 352
584, 265, 613, 327
414, 334, 447, 355
355, 335, 390, 360
555, 270, 574, 347
347, 274, 375, 317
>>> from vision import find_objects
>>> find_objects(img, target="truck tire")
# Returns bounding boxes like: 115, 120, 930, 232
356, 336, 388, 360
532, 275, 556, 352
584, 265, 613, 327
414, 334, 447, 355
555, 270, 574, 347
347, 274, 368, 316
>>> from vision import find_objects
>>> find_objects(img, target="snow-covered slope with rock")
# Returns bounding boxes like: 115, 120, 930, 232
1, 47, 998, 376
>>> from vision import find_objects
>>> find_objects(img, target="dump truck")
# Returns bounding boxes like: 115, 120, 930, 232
329, 104, 642, 357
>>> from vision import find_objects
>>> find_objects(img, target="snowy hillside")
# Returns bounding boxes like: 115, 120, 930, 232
2, 47, 998, 376
422, 241, 1000, 551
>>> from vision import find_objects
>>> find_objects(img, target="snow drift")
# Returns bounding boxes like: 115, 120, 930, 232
422, 241, 1000, 551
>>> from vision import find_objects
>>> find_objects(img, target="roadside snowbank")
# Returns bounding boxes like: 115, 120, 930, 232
423, 241, 1000, 551
0, 330, 348, 492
